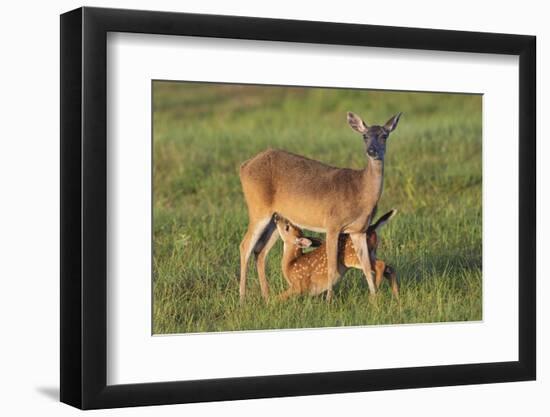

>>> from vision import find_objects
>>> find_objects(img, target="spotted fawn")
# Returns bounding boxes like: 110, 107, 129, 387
273, 210, 398, 300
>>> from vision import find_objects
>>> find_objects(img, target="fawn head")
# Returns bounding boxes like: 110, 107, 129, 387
273, 214, 312, 248
347, 112, 402, 161
367, 230, 379, 252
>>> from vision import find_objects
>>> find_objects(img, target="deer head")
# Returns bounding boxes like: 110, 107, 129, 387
347, 112, 402, 161
273, 214, 312, 249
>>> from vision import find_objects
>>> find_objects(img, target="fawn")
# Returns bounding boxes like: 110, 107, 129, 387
239, 112, 402, 301
273, 209, 399, 300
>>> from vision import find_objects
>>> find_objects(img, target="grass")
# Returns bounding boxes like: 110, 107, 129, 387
152, 81, 482, 334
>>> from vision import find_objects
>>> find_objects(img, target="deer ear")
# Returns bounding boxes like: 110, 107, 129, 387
295, 237, 312, 248
308, 237, 323, 247
347, 112, 368, 134
384, 112, 402, 132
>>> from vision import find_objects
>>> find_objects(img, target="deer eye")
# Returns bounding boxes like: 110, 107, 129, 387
285, 224, 290, 232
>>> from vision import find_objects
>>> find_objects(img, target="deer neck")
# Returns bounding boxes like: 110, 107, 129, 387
362, 159, 384, 201
281, 242, 303, 275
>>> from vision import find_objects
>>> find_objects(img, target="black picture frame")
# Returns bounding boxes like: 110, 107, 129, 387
60, 6, 536, 410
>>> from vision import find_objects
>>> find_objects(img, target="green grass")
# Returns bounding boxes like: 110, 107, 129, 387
152, 81, 482, 334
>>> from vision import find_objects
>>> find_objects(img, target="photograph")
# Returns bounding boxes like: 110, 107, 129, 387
51, 2, 538, 412
152, 81, 482, 334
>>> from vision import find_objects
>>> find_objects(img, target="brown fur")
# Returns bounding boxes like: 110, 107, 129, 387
238, 112, 401, 302
274, 214, 399, 300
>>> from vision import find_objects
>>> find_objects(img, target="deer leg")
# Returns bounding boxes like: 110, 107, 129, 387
254, 220, 279, 302
278, 286, 300, 301
325, 230, 340, 302
350, 233, 377, 294
239, 217, 272, 301
374, 260, 386, 290
384, 265, 399, 300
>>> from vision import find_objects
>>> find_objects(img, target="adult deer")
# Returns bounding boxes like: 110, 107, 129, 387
239, 111, 402, 301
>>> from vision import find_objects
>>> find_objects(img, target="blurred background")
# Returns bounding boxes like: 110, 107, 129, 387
152, 81, 482, 334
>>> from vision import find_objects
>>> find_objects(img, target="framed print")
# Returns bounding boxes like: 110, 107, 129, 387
60, 6, 536, 410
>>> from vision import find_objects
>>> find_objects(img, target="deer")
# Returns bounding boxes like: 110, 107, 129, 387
273, 210, 399, 300
239, 111, 402, 302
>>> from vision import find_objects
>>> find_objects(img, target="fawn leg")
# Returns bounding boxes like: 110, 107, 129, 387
278, 287, 300, 301
350, 232, 377, 294
325, 230, 340, 302
254, 221, 279, 301
374, 260, 386, 290
239, 217, 271, 301
384, 265, 399, 300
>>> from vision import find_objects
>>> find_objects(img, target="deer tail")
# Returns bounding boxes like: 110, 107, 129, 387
368, 209, 397, 233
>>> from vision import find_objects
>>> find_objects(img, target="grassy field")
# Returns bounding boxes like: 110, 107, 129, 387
152, 81, 482, 334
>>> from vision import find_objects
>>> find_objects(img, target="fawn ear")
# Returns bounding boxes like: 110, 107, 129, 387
308, 237, 323, 247
347, 112, 368, 134
368, 209, 397, 233
295, 237, 313, 248
384, 112, 402, 132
